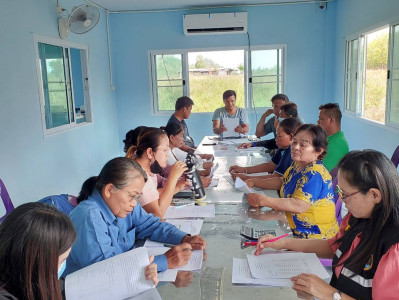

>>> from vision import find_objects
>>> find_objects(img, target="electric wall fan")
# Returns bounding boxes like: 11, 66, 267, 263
58, 4, 100, 39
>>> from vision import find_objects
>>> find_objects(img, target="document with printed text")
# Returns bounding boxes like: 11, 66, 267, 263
163, 204, 215, 219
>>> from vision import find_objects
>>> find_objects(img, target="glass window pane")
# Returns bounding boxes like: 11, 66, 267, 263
155, 54, 183, 111
363, 28, 389, 123
38, 43, 69, 129
70, 48, 87, 124
345, 39, 358, 112
158, 86, 183, 110
389, 80, 399, 123
251, 49, 282, 108
188, 50, 244, 113
393, 25, 399, 69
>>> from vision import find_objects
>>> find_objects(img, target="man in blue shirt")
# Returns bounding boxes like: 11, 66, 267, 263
167, 96, 195, 151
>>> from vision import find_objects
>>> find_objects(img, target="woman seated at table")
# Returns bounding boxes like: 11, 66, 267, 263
247, 124, 338, 239
163, 123, 212, 187
64, 157, 206, 277
126, 128, 189, 218
123, 126, 148, 153
212, 90, 249, 135
255, 150, 399, 299
229, 118, 301, 185
238, 102, 301, 149
0, 202, 76, 300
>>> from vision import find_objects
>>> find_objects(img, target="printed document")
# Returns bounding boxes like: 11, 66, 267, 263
232, 258, 292, 286
246, 252, 330, 279
222, 117, 240, 138
235, 177, 255, 194
65, 247, 154, 300
163, 204, 215, 219
125, 288, 162, 300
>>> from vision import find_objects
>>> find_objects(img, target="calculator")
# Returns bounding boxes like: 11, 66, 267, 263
240, 226, 277, 240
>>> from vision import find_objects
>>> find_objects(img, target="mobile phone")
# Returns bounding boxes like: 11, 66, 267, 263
240, 225, 276, 240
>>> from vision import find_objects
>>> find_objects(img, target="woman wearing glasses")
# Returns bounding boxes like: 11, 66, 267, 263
247, 124, 339, 239
255, 150, 399, 300
63, 157, 206, 277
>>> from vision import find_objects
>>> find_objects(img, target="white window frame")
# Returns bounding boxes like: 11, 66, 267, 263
34, 34, 92, 135
148, 45, 286, 115
344, 22, 399, 129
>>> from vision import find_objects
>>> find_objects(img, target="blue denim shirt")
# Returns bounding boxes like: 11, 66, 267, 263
64, 189, 187, 276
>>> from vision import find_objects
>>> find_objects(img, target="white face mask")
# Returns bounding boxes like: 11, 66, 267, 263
58, 260, 66, 279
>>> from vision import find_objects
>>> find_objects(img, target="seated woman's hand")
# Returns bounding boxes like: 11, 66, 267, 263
170, 161, 188, 180
291, 273, 334, 300
145, 256, 159, 286
231, 173, 249, 181
181, 234, 207, 250
202, 161, 213, 170
254, 234, 287, 255
237, 142, 252, 149
175, 178, 190, 192
200, 176, 212, 188
245, 178, 255, 188
247, 193, 264, 208
229, 165, 245, 173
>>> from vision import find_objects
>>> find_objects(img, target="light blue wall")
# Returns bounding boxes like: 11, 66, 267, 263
110, 3, 329, 148
0, 0, 120, 206
330, 0, 399, 157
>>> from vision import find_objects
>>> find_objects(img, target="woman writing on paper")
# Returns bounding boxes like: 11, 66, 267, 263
229, 118, 301, 184
163, 122, 212, 188
247, 124, 338, 239
64, 157, 206, 277
255, 150, 399, 300
212, 90, 249, 135
0, 202, 76, 300
126, 128, 190, 217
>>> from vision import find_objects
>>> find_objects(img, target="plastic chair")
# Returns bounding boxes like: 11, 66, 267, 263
37, 194, 77, 216
0, 178, 15, 223
391, 145, 399, 168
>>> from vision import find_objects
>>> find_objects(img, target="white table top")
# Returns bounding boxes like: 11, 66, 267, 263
157, 136, 298, 300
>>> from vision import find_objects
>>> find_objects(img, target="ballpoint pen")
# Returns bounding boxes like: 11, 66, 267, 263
242, 233, 291, 246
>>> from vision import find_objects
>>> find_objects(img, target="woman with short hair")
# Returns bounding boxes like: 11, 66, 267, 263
248, 124, 339, 239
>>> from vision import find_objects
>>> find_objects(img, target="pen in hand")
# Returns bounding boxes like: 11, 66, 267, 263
243, 233, 291, 246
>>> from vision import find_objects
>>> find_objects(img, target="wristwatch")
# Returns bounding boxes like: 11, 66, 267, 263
332, 290, 342, 300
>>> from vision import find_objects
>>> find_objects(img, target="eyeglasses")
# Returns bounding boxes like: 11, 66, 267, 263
120, 188, 142, 203
336, 185, 361, 200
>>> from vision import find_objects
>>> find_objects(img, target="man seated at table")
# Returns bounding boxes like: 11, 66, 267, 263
317, 103, 349, 172
253, 94, 289, 149
167, 96, 196, 152
212, 90, 249, 136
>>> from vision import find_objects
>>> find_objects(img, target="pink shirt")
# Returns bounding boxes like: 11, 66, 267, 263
328, 213, 399, 299
138, 172, 159, 207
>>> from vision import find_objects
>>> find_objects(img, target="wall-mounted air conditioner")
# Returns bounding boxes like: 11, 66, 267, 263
183, 12, 247, 36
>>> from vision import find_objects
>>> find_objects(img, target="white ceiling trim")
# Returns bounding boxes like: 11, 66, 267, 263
84, 0, 333, 13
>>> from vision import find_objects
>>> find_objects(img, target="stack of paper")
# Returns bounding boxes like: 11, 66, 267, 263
163, 204, 215, 219
232, 251, 330, 287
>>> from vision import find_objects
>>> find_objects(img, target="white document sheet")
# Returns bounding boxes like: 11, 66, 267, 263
222, 117, 240, 138
232, 258, 292, 287
125, 288, 162, 300
246, 252, 330, 279
65, 247, 154, 300
207, 177, 219, 188
146, 247, 203, 271
207, 162, 219, 177
165, 219, 204, 235
224, 174, 235, 186
163, 204, 215, 219
235, 147, 264, 152
234, 177, 255, 194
